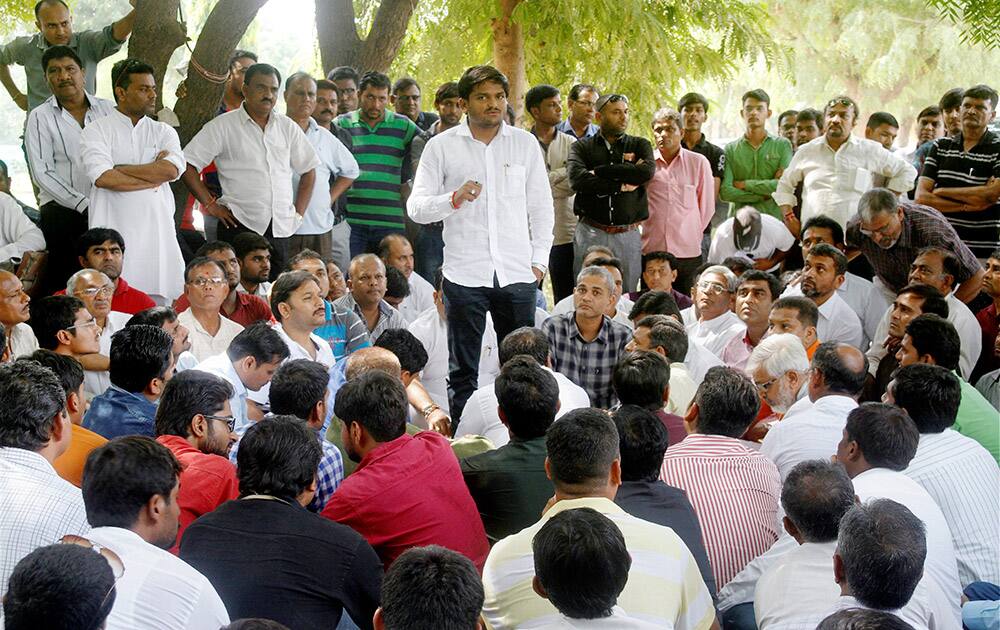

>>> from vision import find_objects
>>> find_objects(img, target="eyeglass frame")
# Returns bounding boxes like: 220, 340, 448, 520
202, 413, 237, 433
186, 277, 227, 289
76, 285, 115, 298
64, 317, 102, 333
696, 280, 730, 296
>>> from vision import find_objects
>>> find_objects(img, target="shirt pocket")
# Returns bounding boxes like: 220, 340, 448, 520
682, 183, 698, 208
140, 147, 160, 164
853, 167, 873, 193
503, 164, 527, 198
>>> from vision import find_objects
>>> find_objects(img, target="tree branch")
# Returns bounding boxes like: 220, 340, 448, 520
359, 0, 419, 72
316, 0, 362, 74
127, 0, 186, 112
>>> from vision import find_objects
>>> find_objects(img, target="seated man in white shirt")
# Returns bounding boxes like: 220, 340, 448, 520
799, 244, 863, 348
458, 326, 589, 446
66, 269, 131, 396
629, 291, 722, 385
380, 233, 435, 325
407, 268, 450, 414
0, 270, 39, 359
685, 265, 747, 362
269, 270, 335, 368
708, 206, 795, 273
0, 191, 44, 263
80, 436, 230, 629
625, 315, 697, 415
177, 258, 244, 363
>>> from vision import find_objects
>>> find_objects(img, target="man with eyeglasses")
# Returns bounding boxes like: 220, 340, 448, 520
686, 265, 747, 364
176, 257, 244, 363
171, 240, 273, 328
72, 228, 155, 314
28, 295, 101, 389
66, 268, 130, 396
556, 83, 600, 139
392, 77, 439, 132
333, 253, 407, 341
328, 65, 360, 115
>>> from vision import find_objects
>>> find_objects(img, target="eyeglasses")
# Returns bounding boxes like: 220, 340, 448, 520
113, 59, 139, 90
77, 285, 115, 298
65, 318, 101, 332
696, 280, 730, 296
755, 376, 780, 394
859, 220, 896, 239
187, 277, 226, 288
60, 534, 124, 626
203, 414, 236, 432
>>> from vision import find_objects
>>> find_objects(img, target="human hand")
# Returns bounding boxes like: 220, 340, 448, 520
204, 201, 238, 228
427, 408, 452, 437
532, 266, 544, 282
734, 181, 746, 190
622, 152, 636, 162
621, 183, 639, 192
452, 180, 482, 208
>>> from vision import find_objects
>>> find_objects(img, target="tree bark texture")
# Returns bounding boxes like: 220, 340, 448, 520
491, 0, 526, 122
316, 0, 419, 75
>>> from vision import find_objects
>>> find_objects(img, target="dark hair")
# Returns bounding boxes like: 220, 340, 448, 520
183, 256, 227, 284
545, 408, 619, 487
109, 325, 173, 393
613, 404, 669, 482
781, 460, 855, 543
334, 370, 407, 442
677, 92, 709, 113
695, 366, 760, 437
19, 349, 84, 397
287, 247, 324, 270
376, 233, 408, 260
283, 71, 315, 93
812, 342, 866, 395
434, 81, 460, 105
498, 326, 550, 365
896, 284, 949, 318
384, 265, 410, 301
40, 44, 83, 73
82, 436, 182, 528
28, 295, 85, 350
228, 49, 258, 68
642, 250, 679, 274
772, 296, 819, 328
392, 76, 420, 95
237, 416, 321, 500
838, 499, 926, 610
3, 543, 116, 630
904, 313, 960, 371
741, 89, 770, 106
270, 270, 320, 323
802, 214, 846, 246
525, 84, 560, 114
806, 243, 848, 275
637, 314, 688, 362
722, 256, 754, 276
243, 63, 281, 88
379, 545, 484, 630
494, 355, 559, 439
358, 71, 391, 94
916, 245, 961, 288
891, 363, 960, 434
796, 108, 823, 126
375, 328, 428, 374
232, 232, 272, 259
194, 239, 236, 258
569, 83, 598, 101
917, 105, 941, 120
778, 109, 799, 125
587, 256, 623, 276
268, 359, 329, 420
629, 290, 681, 321
738, 269, 782, 301
866, 111, 899, 129
533, 508, 630, 620
327, 66, 359, 85
0, 159, 7, 179
817, 608, 917, 630
110, 58, 154, 97
154, 370, 233, 439
823, 95, 860, 120
0, 361, 66, 450
457, 65, 509, 100
126, 306, 178, 329
226, 322, 290, 365
844, 403, 919, 471
316, 79, 338, 94
939, 87, 964, 111
963, 84, 998, 110
613, 351, 669, 411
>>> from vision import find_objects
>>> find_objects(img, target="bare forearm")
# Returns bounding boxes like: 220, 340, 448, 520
115, 160, 178, 185
111, 8, 137, 43
95, 169, 158, 191
181, 165, 214, 204
932, 184, 1000, 204
329, 176, 354, 204
915, 189, 980, 213
78, 353, 109, 371
956, 269, 986, 303
294, 170, 315, 215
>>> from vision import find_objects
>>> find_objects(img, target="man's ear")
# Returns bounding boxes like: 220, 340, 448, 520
782, 515, 800, 540
78, 256, 88, 268
532, 575, 549, 600
683, 402, 699, 434
190, 414, 209, 440
609, 458, 622, 488
66, 390, 83, 416
833, 552, 846, 585
543, 456, 553, 481
497, 406, 509, 428
55, 329, 73, 347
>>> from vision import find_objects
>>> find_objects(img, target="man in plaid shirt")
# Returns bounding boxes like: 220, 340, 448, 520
542, 266, 631, 408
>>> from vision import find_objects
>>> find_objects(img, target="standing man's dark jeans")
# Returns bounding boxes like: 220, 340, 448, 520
349, 223, 403, 260
721, 603, 756, 630
38, 201, 88, 296
548, 242, 575, 303
443, 276, 537, 423
217, 219, 288, 282
673, 255, 703, 298
415, 223, 444, 284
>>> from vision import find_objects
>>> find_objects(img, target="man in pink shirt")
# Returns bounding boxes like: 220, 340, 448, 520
641, 108, 715, 296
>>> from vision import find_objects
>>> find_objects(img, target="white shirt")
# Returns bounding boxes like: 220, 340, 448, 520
535, 607, 662, 629
407, 122, 555, 288
815, 292, 864, 348
177, 309, 244, 363
192, 353, 251, 435
754, 540, 841, 629
769, 589, 954, 630
24, 92, 116, 210
183, 105, 321, 238
7, 322, 38, 358
83, 310, 132, 397
666, 362, 697, 415
904, 430, 1000, 586
174, 350, 199, 373
477, 308, 551, 389
246, 323, 336, 407
87, 526, 229, 630
407, 306, 450, 415
685, 309, 747, 360
236, 281, 272, 300
707, 214, 795, 271
457, 367, 590, 447
398, 271, 435, 324
0, 192, 44, 261
785, 273, 887, 350
760, 394, 857, 480
294, 117, 359, 235
79, 109, 186, 300
684, 337, 725, 386
773, 134, 917, 229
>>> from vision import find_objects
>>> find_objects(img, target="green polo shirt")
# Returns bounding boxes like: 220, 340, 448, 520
957, 378, 1000, 463
720, 133, 792, 219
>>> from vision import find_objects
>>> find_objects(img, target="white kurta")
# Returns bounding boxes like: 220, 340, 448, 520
79, 109, 185, 300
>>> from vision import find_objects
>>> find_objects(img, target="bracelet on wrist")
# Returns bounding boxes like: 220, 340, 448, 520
420, 403, 440, 418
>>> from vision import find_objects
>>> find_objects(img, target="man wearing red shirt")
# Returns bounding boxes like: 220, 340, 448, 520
321, 370, 489, 570
974, 249, 1000, 382
153, 369, 239, 553
68, 228, 156, 314
172, 241, 273, 327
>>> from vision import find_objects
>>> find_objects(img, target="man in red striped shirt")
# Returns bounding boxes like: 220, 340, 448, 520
660, 365, 781, 589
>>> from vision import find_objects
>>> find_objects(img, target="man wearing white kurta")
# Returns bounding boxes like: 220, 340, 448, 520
380, 233, 435, 325
0, 192, 44, 261
78, 59, 185, 302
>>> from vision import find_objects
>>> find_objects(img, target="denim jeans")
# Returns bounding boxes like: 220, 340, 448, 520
349, 223, 403, 260
414, 223, 445, 284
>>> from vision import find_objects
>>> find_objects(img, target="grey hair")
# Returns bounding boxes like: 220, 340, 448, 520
699, 265, 739, 293
577, 265, 615, 294
66, 268, 112, 296
651, 107, 682, 128
857, 188, 899, 222
745, 333, 809, 378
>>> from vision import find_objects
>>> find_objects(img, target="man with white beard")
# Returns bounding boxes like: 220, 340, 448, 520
746, 333, 811, 420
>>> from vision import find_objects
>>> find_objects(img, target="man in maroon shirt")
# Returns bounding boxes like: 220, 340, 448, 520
70, 228, 156, 314
172, 241, 273, 327
321, 370, 489, 570
153, 369, 239, 554
974, 249, 1000, 382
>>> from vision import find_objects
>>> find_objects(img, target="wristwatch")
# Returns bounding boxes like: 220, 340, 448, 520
420, 403, 440, 418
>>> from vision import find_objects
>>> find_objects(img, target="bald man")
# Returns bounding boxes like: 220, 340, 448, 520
333, 254, 408, 339
379, 234, 434, 324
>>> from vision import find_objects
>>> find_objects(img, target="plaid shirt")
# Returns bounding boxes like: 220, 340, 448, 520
541, 312, 631, 409
309, 437, 345, 513
846, 201, 982, 293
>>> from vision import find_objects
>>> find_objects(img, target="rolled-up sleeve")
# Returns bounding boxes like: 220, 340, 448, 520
407, 137, 456, 224
329, 135, 360, 179
183, 120, 223, 172
288, 123, 321, 174
772, 150, 805, 207
877, 146, 917, 193
160, 125, 186, 182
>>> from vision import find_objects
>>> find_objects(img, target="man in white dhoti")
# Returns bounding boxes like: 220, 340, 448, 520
78, 58, 185, 303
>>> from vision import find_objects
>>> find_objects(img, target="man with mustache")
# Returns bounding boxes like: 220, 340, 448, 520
65, 268, 131, 396
269, 270, 336, 368
798, 244, 863, 347
313, 78, 356, 275
59, 228, 155, 315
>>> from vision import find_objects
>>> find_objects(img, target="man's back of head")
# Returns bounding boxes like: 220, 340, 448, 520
839, 403, 919, 475
495, 355, 558, 440
545, 408, 620, 495
344, 346, 402, 380
889, 363, 960, 434
637, 314, 688, 362
810, 342, 867, 398
154, 369, 234, 443
268, 359, 330, 423
236, 416, 322, 503
374, 328, 428, 380
691, 366, 760, 438
629, 290, 682, 323
901, 313, 961, 372
335, 370, 408, 462
612, 405, 669, 483
781, 460, 855, 544
498, 326, 550, 367
109, 325, 174, 396
226, 322, 291, 373
0, 360, 66, 452
613, 350, 670, 411
817, 608, 917, 630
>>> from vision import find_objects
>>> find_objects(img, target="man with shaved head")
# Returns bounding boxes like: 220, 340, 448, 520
0, 270, 38, 358
333, 254, 407, 340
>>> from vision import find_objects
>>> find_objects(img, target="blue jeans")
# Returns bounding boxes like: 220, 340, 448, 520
349, 223, 403, 260
721, 602, 757, 630
415, 223, 445, 284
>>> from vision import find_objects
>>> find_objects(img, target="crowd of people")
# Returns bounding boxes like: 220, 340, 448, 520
0, 1, 998, 629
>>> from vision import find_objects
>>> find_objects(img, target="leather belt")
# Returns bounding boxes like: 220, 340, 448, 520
581, 216, 639, 234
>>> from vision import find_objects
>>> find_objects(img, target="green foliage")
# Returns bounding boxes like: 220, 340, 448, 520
0, 1, 33, 30
926, 0, 1000, 49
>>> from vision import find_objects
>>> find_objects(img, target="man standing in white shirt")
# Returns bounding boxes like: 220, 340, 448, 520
380, 233, 434, 324
799, 244, 863, 348
182, 63, 320, 276
774, 95, 916, 235
78, 58, 185, 303
407, 65, 554, 419
177, 258, 244, 363
81, 436, 230, 629
686, 265, 747, 360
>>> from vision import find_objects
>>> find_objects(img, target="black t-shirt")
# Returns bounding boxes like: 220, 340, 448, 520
684, 133, 726, 236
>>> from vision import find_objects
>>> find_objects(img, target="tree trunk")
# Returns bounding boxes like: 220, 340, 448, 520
491, 0, 526, 123
316, 0, 420, 75
127, 0, 186, 112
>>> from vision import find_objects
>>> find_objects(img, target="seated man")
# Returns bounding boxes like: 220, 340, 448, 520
81, 436, 230, 628
172, 241, 272, 327
627, 251, 694, 309
374, 546, 483, 630
383, 266, 409, 311
613, 350, 685, 446
798, 244, 863, 348
817, 608, 919, 630
483, 408, 716, 630
406, 268, 451, 414
28, 295, 104, 395
126, 306, 198, 373
629, 301, 722, 387
84, 325, 175, 439
542, 266, 631, 409
334, 254, 408, 341
685, 265, 747, 364
380, 233, 434, 324
232, 232, 273, 298
321, 371, 489, 569
974, 249, 1000, 382
74, 227, 156, 314
326, 259, 349, 301
177, 257, 245, 363
0, 361, 89, 593
0, 270, 38, 359
65, 268, 131, 396
660, 366, 781, 589
532, 508, 662, 628
626, 315, 697, 412
269, 270, 336, 367
612, 405, 716, 597
768, 296, 821, 357
551, 256, 634, 328
154, 370, 239, 553
708, 206, 795, 273
180, 418, 381, 630
457, 326, 589, 447
461, 356, 557, 543
734, 270, 781, 362
746, 331, 811, 419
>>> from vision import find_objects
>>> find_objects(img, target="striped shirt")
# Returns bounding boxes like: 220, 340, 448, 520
337, 109, 418, 229
314, 299, 371, 362
660, 433, 781, 588
482, 497, 716, 630
921, 130, 1000, 258
541, 312, 632, 409
904, 429, 1000, 587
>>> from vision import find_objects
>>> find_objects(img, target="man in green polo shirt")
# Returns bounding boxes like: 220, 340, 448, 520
0, 0, 136, 112
336, 71, 419, 258
721, 89, 793, 220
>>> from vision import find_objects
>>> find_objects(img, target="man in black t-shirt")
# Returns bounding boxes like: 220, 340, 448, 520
678, 92, 726, 263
